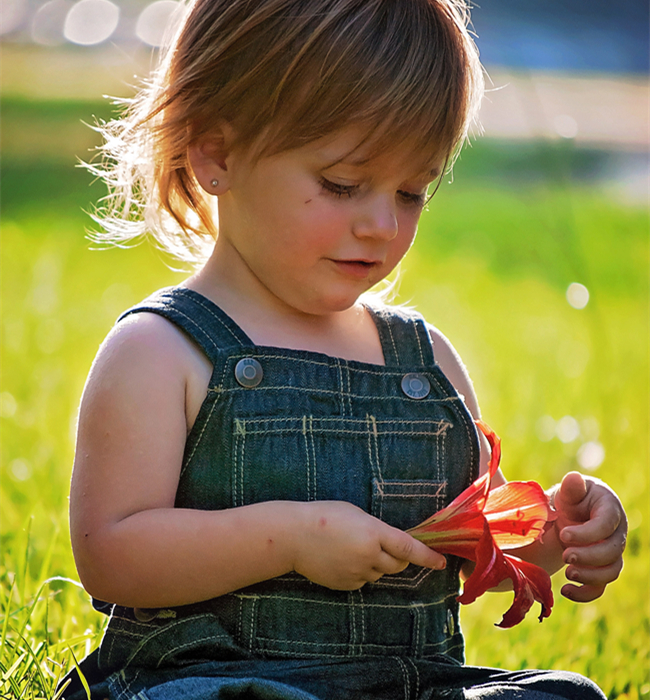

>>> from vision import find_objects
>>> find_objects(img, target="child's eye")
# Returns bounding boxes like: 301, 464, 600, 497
397, 190, 427, 208
319, 177, 359, 199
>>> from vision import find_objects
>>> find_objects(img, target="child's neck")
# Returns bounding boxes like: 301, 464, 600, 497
185, 263, 386, 366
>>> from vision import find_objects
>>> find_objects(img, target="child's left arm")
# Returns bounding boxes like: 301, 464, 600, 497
430, 325, 627, 602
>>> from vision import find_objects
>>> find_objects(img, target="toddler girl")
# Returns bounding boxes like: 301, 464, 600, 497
64, 0, 626, 698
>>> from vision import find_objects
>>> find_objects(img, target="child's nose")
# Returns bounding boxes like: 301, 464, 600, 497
352, 195, 398, 241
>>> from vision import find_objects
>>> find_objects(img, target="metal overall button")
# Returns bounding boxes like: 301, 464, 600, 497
234, 358, 263, 388
401, 373, 430, 399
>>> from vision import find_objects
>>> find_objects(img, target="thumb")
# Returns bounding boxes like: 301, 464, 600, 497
558, 471, 588, 507
555, 471, 591, 527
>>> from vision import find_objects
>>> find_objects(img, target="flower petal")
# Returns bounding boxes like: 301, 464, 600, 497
476, 419, 502, 480
485, 480, 555, 549
408, 421, 499, 539
458, 522, 553, 628
497, 554, 554, 628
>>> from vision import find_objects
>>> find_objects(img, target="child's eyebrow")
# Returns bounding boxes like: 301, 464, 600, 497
330, 155, 442, 182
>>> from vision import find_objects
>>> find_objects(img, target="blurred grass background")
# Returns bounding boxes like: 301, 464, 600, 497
1, 43, 649, 698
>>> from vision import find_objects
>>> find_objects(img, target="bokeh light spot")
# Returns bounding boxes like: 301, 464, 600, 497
31, 0, 71, 45
553, 114, 579, 139
63, 0, 119, 45
0, 392, 17, 419
135, 0, 180, 47
566, 282, 589, 309
10, 458, 32, 482
1, 0, 28, 34
576, 441, 605, 471
536, 415, 556, 442
556, 415, 580, 443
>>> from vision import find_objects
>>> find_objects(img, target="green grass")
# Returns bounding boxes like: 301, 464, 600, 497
1, 97, 649, 698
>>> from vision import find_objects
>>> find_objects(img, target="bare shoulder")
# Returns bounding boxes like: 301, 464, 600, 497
87, 312, 212, 426
71, 312, 211, 534
427, 324, 502, 482
427, 325, 478, 415
91, 310, 204, 379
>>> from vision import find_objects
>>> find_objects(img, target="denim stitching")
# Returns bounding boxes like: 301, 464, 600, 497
156, 633, 230, 666
302, 416, 311, 501
406, 656, 421, 699
347, 590, 357, 655
234, 591, 458, 609
344, 361, 352, 415
182, 398, 218, 477
358, 588, 367, 657
233, 420, 245, 507
232, 416, 453, 428
235, 421, 450, 437
122, 617, 214, 667
410, 317, 425, 366
303, 416, 317, 500
384, 317, 400, 365
173, 290, 247, 348
371, 566, 434, 589
115, 667, 142, 699
240, 641, 442, 659
395, 656, 410, 700
411, 604, 423, 657
131, 305, 221, 356
248, 596, 258, 653
367, 415, 384, 482
109, 669, 127, 699
435, 430, 443, 481
211, 383, 466, 403
374, 481, 446, 495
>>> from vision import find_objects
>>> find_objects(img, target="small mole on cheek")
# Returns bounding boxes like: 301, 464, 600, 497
318, 517, 328, 528
267, 538, 274, 546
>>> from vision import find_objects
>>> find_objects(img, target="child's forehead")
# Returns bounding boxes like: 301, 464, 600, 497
302, 127, 443, 181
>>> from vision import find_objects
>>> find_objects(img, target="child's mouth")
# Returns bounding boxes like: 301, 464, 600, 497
332, 259, 379, 278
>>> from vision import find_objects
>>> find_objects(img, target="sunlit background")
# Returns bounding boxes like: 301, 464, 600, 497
1, 1, 649, 697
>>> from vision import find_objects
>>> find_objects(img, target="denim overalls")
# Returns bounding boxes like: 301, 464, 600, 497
65, 288, 606, 700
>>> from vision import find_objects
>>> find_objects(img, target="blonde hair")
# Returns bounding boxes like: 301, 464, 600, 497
92, 0, 484, 263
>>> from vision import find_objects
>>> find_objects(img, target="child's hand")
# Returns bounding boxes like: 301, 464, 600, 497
553, 472, 627, 602
293, 501, 446, 590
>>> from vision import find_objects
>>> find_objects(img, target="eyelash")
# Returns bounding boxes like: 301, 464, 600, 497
318, 177, 426, 208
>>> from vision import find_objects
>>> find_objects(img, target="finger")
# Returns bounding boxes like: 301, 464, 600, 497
374, 551, 410, 576
560, 500, 624, 546
381, 529, 446, 570
563, 535, 626, 569
561, 582, 606, 603
565, 560, 623, 588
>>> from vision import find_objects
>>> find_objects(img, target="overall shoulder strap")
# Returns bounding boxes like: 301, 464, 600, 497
117, 287, 253, 364
367, 303, 435, 367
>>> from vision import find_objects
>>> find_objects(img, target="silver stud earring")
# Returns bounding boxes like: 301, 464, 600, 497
210, 179, 219, 188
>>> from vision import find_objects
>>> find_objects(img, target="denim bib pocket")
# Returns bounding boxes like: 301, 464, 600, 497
230, 415, 454, 512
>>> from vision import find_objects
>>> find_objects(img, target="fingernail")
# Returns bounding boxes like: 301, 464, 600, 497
436, 559, 447, 570
566, 554, 578, 565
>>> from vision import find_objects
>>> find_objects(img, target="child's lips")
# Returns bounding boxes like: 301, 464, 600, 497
331, 259, 381, 278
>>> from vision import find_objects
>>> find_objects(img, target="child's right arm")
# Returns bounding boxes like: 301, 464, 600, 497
70, 314, 444, 609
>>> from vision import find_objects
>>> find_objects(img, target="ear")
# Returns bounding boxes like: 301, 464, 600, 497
188, 125, 235, 195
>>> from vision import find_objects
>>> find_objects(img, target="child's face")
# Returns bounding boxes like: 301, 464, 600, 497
214, 127, 439, 317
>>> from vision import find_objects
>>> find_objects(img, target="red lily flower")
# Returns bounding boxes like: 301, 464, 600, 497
407, 420, 555, 628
